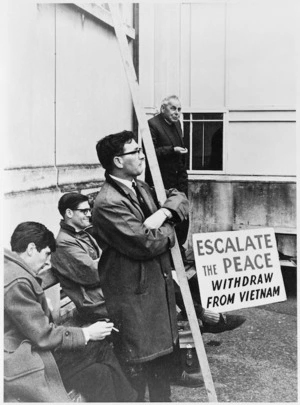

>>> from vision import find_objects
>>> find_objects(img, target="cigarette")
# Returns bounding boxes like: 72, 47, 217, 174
112, 326, 119, 332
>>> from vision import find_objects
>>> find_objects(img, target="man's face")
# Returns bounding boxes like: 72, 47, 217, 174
68, 201, 91, 231
118, 140, 145, 179
161, 98, 181, 123
31, 246, 52, 275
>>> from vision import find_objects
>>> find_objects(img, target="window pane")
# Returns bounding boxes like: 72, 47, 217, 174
182, 112, 223, 171
203, 123, 223, 170
191, 113, 223, 120
192, 113, 205, 120
203, 113, 223, 120
191, 122, 223, 170
192, 122, 204, 170
183, 121, 190, 167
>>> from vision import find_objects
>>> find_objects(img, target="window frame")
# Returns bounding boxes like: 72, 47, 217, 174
181, 108, 227, 175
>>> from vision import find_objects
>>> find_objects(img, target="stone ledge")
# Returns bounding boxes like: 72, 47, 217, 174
4, 164, 105, 194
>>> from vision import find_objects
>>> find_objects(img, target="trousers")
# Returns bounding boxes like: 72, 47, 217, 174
54, 340, 136, 402
174, 273, 205, 319
123, 353, 174, 402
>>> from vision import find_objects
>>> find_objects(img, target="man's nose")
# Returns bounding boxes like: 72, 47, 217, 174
87, 211, 92, 217
45, 256, 51, 267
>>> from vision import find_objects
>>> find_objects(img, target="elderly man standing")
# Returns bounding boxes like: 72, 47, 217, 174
93, 130, 189, 402
145, 95, 191, 264
146, 95, 246, 332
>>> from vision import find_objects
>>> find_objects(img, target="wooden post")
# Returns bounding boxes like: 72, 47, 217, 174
109, 3, 218, 402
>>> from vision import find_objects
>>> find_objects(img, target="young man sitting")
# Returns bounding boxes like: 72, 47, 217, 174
4, 221, 136, 402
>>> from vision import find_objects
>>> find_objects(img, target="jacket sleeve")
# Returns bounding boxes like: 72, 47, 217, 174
163, 188, 189, 220
52, 240, 100, 286
149, 121, 175, 157
4, 280, 86, 350
93, 198, 176, 261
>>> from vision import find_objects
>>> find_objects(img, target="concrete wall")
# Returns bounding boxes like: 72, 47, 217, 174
188, 180, 296, 255
4, 3, 135, 246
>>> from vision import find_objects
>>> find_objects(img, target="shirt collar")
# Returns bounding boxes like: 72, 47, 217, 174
109, 174, 135, 193
60, 219, 92, 235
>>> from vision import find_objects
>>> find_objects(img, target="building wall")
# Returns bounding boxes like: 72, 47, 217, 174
189, 180, 297, 256
4, 3, 135, 246
139, 0, 297, 254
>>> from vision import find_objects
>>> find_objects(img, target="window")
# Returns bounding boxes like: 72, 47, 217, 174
183, 113, 223, 171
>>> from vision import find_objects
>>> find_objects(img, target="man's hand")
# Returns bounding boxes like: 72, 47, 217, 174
174, 146, 188, 154
143, 209, 172, 230
83, 321, 114, 342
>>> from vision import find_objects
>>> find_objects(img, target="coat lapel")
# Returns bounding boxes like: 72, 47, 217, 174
158, 114, 184, 147
137, 182, 157, 214
112, 177, 146, 219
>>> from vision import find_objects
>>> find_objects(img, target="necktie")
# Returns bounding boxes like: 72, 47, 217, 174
132, 181, 152, 219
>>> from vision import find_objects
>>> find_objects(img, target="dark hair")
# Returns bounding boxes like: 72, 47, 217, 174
58, 192, 89, 217
10, 222, 56, 253
96, 130, 137, 171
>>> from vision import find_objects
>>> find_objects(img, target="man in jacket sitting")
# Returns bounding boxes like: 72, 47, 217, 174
4, 221, 136, 402
51, 192, 107, 323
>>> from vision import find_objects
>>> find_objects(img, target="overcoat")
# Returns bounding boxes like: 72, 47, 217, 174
145, 113, 188, 194
92, 176, 189, 363
51, 221, 108, 321
4, 249, 86, 402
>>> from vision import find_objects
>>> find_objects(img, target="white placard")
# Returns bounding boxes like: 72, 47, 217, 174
193, 228, 287, 312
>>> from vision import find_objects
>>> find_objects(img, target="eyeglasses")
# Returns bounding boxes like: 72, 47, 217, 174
75, 208, 91, 215
116, 147, 143, 157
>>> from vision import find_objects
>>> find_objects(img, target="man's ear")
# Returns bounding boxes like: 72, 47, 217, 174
65, 208, 73, 219
26, 242, 36, 257
113, 156, 124, 169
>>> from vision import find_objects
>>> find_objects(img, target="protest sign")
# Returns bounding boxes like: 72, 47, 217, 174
193, 228, 287, 312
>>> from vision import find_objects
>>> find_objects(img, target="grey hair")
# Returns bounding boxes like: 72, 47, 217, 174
160, 95, 180, 113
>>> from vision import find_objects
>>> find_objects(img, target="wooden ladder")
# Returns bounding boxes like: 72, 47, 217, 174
109, 4, 218, 402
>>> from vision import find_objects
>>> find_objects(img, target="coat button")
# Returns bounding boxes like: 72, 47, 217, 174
65, 331, 70, 336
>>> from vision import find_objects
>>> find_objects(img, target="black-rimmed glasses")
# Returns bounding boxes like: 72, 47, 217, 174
116, 147, 143, 157
75, 208, 91, 215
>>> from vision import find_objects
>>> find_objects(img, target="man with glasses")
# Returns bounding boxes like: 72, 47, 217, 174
93, 130, 190, 402
51, 192, 108, 321
52, 190, 205, 391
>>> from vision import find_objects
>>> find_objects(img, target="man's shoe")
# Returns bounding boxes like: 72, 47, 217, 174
201, 314, 246, 334
171, 371, 204, 388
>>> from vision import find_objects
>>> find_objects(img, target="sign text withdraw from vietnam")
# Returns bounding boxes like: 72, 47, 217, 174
193, 228, 287, 312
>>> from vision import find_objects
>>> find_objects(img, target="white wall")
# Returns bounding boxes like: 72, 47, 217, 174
55, 5, 133, 166
189, 2, 226, 108
4, 2, 135, 245
6, 3, 55, 168
226, 0, 296, 108
139, 0, 297, 177
227, 121, 296, 175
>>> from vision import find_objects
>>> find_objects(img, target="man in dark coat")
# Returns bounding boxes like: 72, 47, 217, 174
93, 130, 189, 402
4, 221, 136, 402
145, 96, 246, 332
145, 95, 190, 264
